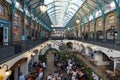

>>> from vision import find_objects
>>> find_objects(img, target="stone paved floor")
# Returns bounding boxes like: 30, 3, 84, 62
43, 51, 57, 80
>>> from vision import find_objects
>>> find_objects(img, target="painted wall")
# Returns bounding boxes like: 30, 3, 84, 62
94, 53, 110, 66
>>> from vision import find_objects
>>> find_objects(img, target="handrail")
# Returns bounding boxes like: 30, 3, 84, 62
0, 39, 48, 63
74, 38, 120, 51
0, 38, 119, 63
50, 37, 120, 51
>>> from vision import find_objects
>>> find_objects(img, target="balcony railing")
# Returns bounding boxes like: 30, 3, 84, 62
0, 37, 119, 63
76, 39, 120, 51
0, 39, 47, 63
50, 37, 120, 51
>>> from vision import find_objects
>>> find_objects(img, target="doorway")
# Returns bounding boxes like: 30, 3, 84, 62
7, 66, 20, 80
0, 27, 3, 45
8, 71, 15, 80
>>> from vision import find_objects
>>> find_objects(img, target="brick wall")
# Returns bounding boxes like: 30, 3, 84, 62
0, 1, 9, 20
105, 12, 117, 31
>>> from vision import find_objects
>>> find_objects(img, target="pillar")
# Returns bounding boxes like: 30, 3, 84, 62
10, 0, 16, 42
116, 15, 120, 44
114, 0, 120, 44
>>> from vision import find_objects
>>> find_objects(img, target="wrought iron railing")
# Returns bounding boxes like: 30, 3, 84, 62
0, 37, 119, 63
76, 38, 120, 51
51, 37, 120, 51
0, 39, 47, 63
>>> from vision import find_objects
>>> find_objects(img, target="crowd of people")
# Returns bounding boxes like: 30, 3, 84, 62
19, 52, 89, 80
47, 70, 66, 80
19, 60, 46, 80
66, 58, 88, 80
46, 53, 88, 80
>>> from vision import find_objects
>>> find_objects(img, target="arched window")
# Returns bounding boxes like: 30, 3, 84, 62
14, 13, 19, 23
0, 5, 5, 15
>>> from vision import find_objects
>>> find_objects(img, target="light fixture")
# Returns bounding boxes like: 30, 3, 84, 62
110, 26, 115, 36
40, 4, 47, 13
67, 27, 70, 30
51, 25, 54, 27
31, 52, 35, 57
76, 20, 80, 24
0, 64, 11, 76
91, 46, 97, 50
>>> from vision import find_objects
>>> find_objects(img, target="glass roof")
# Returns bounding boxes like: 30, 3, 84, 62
44, 0, 85, 27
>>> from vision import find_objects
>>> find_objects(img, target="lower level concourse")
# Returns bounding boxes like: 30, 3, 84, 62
0, 0, 120, 80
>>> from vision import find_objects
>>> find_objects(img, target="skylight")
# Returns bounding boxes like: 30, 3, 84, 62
44, 0, 85, 27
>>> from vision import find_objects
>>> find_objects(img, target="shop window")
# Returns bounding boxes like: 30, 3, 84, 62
98, 21, 102, 26
0, 5, 5, 15
14, 26, 18, 36
109, 16, 115, 23
25, 18, 27, 24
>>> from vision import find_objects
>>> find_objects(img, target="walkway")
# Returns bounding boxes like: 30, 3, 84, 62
43, 51, 57, 80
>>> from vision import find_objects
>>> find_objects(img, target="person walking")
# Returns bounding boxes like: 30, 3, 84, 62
19, 72, 25, 80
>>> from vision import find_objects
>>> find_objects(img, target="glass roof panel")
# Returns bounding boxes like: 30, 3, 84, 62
45, 0, 85, 27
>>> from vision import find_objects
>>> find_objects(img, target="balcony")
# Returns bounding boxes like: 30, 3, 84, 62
50, 36, 120, 51
0, 37, 120, 64
78, 39, 120, 51
0, 39, 47, 63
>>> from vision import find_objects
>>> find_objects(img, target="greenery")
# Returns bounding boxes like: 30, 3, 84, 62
41, 48, 103, 80
39, 55, 47, 63
39, 48, 59, 63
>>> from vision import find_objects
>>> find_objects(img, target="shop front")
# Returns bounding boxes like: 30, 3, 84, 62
0, 19, 8, 45
7, 58, 28, 80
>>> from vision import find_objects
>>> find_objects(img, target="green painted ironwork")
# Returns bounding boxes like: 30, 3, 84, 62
10, 0, 17, 42
25, 0, 32, 9
92, 12, 97, 41
22, 0, 26, 35
95, 0, 106, 42
30, 9, 32, 36
114, 0, 120, 44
